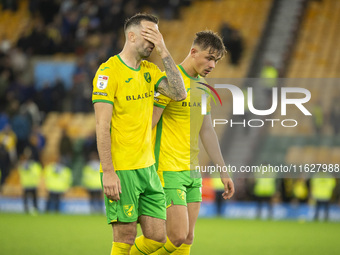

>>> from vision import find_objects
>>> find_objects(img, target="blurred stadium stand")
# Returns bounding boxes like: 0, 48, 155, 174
0, 0, 339, 218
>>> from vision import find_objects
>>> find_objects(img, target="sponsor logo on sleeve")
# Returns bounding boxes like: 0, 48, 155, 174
93, 92, 108, 96
97, 75, 109, 90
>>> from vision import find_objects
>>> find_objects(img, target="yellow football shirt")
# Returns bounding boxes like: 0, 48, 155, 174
153, 65, 211, 172
93, 55, 166, 171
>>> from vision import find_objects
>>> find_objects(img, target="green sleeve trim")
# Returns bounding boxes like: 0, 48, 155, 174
154, 116, 163, 171
92, 99, 113, 105
207, 111, 211, 115
154, 76, 166, 91
154, 102, 166, 109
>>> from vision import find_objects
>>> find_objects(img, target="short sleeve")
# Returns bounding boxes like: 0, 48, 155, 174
154, 92, 171, 109
147, 62, 166, 92
92, 64, 117, 105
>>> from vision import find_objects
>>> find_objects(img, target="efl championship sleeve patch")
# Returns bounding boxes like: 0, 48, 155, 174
97, 75, 109, 90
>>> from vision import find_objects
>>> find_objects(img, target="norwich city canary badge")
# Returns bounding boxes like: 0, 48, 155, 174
123, 204, 135, 217
177, 189, 185, 201
144, 72, 151, 83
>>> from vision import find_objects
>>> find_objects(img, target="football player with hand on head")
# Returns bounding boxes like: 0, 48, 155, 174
92, 13, 186, 255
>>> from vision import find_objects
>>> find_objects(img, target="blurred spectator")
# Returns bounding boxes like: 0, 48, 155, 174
0, 124, 17, 164
82, 152, 102, 214
0, 144, 11, 187
20, 99, 41, 127
10, 102, 32, 156
83, 131, 97, 161
18, 147, 42, 214
36, 0, 60, 25
51, 78, 66, 112
293, 178, 309, 203
0, 110, 9, 131
0, 70, 11, 108
220, 23, 244, 66
71, 58, 92, 112
8, 48, 28, 75
260, 61, 278, 91
59, 129, 73, 167
36, 82, 53, 113
212, 177, 226, 216
253, 170, 277, 219
228, 30, 244, 66
44, 160, 72, 213
280, 178, 294, 202
28, 125, 46, 162
260, 61, 278, 106
311, 173, 336, 221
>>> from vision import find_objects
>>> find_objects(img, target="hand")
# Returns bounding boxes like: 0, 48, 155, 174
141, 26, 168, 57
102, 170, 121, 201
221, 177, 235, 200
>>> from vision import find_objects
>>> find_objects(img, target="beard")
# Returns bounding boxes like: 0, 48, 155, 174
138, 47, 152, 59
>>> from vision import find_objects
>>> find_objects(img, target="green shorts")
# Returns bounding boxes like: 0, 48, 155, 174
162, 171, 202, 208
101, 164, 166, 224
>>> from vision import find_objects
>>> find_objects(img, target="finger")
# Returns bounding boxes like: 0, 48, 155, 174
104, 186, 110, 198
141, 32, 157, 41
144, 26, 159, 33
226, 184, 235, 199
142, 35, 157, 44
118, 180, 122, 193
113, 184, 120, 201
222, 191, 229, 200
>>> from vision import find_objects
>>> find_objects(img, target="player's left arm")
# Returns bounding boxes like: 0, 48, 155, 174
142, 26, 186, 101
152, 106, 164, 128
200, 114, 235, 199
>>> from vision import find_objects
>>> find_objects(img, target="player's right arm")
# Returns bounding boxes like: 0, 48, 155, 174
94, 102, 121, 201
92, 66, 121, 201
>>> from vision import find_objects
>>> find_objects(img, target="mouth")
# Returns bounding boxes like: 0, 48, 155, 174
204, 69, 211, 75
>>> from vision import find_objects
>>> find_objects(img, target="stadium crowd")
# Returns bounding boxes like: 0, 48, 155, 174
0, 0, 192, 187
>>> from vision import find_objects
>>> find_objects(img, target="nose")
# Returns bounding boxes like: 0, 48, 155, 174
209, 60, 216, 69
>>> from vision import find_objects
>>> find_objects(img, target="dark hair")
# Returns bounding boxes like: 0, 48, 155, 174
193, 30, 226, 57
124, 13, 158, 32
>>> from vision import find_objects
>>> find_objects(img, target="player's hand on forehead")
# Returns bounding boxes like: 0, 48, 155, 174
141, 20, 158, 29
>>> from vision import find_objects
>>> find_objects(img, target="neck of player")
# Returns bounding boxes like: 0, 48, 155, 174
119, 49, 142, 70
180, 58, 199, 79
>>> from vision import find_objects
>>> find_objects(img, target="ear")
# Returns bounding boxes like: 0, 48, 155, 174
128, 31, 135, 43
190, 47, 198, 58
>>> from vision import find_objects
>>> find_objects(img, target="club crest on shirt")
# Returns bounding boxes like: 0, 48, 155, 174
144, 72, 151, 83
123, 204, 135, 217
97, 75, 109, 90
177, 189, 185, 201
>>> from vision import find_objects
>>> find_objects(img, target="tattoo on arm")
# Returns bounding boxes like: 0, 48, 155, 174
157, 56, 186, 101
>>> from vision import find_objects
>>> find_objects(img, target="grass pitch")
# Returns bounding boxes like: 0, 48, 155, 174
0, 213, 339, 255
